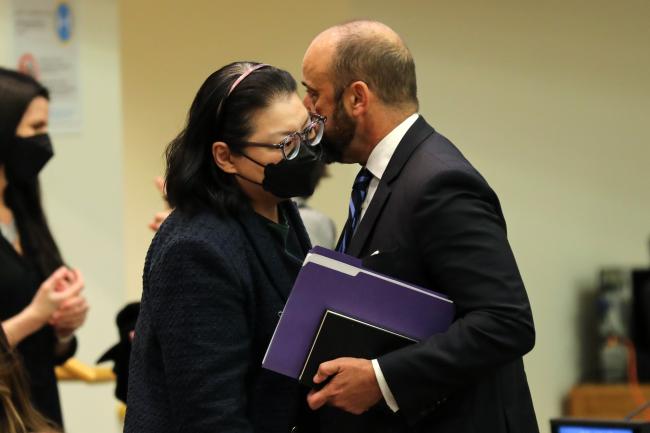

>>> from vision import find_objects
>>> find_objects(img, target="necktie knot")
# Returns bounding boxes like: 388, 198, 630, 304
352, 168, 373, 191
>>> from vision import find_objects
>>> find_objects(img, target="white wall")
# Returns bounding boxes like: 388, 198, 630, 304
1, 1, 124, 432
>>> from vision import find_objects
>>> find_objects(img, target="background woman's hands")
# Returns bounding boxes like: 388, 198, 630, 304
27, 266, 83, 327
48, 268, 88, 339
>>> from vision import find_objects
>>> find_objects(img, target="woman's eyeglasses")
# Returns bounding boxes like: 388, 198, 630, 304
232, 113, 326, 160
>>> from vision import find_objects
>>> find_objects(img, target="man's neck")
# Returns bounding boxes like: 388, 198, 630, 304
357, 108, 416, 166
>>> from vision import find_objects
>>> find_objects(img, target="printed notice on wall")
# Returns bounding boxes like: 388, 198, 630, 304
12, 0, 81, 133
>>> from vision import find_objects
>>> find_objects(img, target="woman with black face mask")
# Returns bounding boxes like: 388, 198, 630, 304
125, 62, 324, 433
0, 68, 88, 430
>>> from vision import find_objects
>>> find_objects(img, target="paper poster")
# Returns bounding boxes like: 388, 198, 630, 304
12, 0, 81, 133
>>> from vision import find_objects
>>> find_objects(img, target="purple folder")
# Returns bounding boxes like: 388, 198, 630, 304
262, 246, 455, 379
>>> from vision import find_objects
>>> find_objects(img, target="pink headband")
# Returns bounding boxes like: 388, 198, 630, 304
227, 63, 269, 96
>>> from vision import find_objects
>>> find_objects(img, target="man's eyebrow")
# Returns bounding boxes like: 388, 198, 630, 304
301, 81, 316, 92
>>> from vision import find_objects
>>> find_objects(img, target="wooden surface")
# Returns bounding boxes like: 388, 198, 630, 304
55, 358, 115, 383
567, 384, 650, 420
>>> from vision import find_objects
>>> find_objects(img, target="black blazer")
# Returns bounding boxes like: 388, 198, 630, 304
322, 116, 538, 433
124, 201, 316, 433
0, 236, 76, 428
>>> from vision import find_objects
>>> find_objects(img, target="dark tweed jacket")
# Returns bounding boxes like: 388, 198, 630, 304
124, 201, 316, 433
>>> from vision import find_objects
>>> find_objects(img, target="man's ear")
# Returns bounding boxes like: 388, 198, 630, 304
347, 81, 370, 116
212, 141, 238, 174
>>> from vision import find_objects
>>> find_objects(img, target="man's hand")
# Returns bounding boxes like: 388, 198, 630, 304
306, 357, 383, 415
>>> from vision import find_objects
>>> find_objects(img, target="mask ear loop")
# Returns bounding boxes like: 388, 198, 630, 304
239, 151, 265, 168
232, 150, 267, 187
234, 171, 264, 187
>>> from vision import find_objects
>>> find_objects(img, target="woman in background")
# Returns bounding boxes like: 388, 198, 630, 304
125, 62, 324, 433
0, 68, 88, 429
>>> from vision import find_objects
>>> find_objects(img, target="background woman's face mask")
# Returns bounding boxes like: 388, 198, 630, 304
6, 133, 54, 183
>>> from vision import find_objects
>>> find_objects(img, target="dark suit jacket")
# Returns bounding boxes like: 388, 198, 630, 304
124, 201, 316, 433
322, 116, 538, 433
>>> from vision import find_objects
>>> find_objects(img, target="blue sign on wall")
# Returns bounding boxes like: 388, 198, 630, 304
56, 3, 72, 42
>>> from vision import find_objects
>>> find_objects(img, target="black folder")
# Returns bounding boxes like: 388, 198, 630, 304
299, 310, 417, 388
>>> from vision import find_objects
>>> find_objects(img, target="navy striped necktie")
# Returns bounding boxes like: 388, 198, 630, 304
337, 167, 373, 253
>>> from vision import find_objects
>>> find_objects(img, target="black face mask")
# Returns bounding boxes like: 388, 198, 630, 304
240, 144, 323, 199
6, 134, 54, 183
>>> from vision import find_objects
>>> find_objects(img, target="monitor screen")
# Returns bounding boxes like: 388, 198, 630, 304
558, 427, 633, 433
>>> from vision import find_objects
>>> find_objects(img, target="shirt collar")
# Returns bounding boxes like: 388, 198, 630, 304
365, 113, 419, 181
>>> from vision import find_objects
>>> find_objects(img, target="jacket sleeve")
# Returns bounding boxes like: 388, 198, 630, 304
377, 169, 535, 422
150, 237, 254, 433
53, 332, 77, 365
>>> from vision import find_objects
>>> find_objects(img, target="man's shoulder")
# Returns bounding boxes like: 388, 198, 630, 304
403, 129, 486, 185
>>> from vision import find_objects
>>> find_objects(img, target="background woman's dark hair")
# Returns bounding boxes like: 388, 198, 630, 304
0, 68, 64, 277
0, 328, 58, 433
165, 61, 297, 215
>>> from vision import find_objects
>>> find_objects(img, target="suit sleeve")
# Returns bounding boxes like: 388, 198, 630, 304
151, 238, 253, 433
377, 169, 535, 422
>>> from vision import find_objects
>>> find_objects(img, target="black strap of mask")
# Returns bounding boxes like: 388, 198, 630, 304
234, 172, 263, 187
239, 151, 266, 168
233, 151, 264, 186
233, 151, 268, 186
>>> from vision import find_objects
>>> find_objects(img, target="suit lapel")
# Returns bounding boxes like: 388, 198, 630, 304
347, 185, 391, 257
347, 116, 435, 257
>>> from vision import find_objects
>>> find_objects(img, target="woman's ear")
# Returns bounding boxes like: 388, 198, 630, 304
212, 141, 238, 174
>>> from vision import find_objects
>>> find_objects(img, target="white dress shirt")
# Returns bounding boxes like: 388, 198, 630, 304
359, 113, 419, 413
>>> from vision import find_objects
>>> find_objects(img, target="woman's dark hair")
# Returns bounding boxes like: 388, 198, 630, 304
0, 68, 63, 277
165, 61, 297, 215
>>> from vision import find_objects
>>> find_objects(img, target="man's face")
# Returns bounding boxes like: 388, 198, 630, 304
302, 44, 356, 163
319, 92, 356, 163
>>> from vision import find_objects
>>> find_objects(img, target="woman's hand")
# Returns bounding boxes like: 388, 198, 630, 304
2, 266, 82, 347
49, 269, 89, 339
27, 266, 83, 325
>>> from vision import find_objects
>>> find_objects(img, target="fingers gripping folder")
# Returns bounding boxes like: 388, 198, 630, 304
262, 246, 455, 384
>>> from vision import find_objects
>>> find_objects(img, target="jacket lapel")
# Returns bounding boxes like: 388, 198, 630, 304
283, 200, 312, 256
347, 185, 391, 257
237, 206, 293, 302
347, 116, 435, 257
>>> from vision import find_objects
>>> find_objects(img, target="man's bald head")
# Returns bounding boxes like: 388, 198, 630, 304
307, 20, 418, 110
